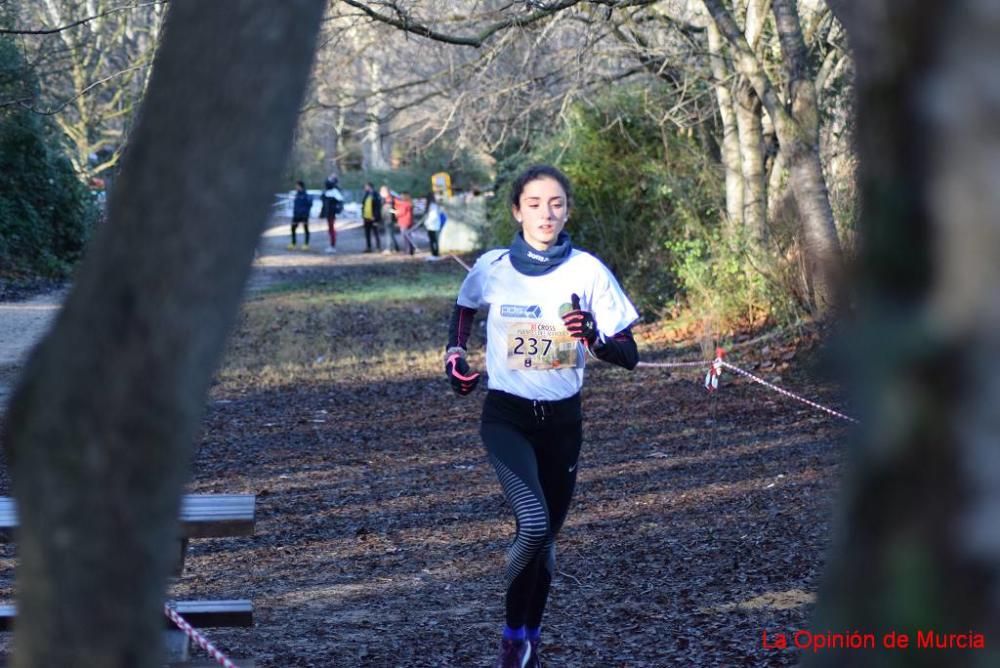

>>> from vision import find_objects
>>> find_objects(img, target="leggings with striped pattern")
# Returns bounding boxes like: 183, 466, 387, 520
481, 389, 582, 630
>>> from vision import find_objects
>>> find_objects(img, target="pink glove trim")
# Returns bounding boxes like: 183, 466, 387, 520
446, 353, 480, 382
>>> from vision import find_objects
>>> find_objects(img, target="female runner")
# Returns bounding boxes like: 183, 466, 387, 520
444, 165, 640, 667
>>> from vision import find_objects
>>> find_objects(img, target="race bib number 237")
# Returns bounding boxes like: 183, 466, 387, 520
506, 321, 578, 370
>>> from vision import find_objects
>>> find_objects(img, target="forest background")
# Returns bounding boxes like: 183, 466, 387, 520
1, 0, 853, 335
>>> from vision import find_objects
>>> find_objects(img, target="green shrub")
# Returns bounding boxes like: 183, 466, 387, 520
488, 89, 717, 317
487, 87, 805, 330
0, 34, 96, 278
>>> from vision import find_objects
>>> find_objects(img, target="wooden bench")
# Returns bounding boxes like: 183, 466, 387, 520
0, 494, 256, 664
0, 494, 255, 541
0, 493, 255, 574
0, 599, 253, 633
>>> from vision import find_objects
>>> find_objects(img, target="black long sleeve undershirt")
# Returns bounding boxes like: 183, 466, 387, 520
447, 303, 477, 350
593, 327, 639, 370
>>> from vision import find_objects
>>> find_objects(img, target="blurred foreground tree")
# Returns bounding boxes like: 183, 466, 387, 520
807, 1, 1000, 665
0, 1, 324, 666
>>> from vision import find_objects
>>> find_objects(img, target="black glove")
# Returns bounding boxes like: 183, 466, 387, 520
445, 350, 480, 395
561, 293, 598, 347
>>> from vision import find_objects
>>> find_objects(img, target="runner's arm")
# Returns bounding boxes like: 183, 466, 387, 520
592, 327, 639, 370
447, 303, 477, 351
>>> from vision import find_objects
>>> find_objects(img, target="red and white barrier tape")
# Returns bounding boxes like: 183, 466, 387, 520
448, 254, 472, 272
715, 358, 859, 424
164, 603, 241, 668
645, 347, 857, 424
636, 360, 713, 369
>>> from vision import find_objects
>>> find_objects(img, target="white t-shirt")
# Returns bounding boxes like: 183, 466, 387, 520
424, 202, 442, 232
457, 248, 639, 401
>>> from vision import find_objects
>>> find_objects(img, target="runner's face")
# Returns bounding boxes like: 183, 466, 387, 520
512, 177, 568, 251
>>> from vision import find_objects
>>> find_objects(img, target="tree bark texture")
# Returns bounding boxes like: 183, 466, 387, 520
707, 22, 745, 228
0, 2, 324, 666
806, 1, 1000, 665
734, 78, 767, 244
702, 0, 843, 314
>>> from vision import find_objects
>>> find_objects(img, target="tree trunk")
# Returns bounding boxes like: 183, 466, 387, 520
735, 78, 767, 244
363, 60, 390, 172
787, 142, 840, 308
707, 22, 744, 228
766, 146, 790, 223
772, 0, 842, 309
0, 2, 324, 666
806, 0, 1000, 664
737, 0, 769, 245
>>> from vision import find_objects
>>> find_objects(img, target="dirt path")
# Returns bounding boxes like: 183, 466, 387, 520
0, 289, 64, 406
0, 211, 434, 407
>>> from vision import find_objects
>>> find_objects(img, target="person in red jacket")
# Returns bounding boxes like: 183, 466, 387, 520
395, 192, 416, 255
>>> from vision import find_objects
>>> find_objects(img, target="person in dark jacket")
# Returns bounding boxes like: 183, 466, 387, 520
290, 180, 312, 250
361, 182, 382, 253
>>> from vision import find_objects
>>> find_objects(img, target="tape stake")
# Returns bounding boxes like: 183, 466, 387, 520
705, 355, 723, 392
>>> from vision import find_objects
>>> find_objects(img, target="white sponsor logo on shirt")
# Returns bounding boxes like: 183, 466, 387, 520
500, 304, 542, 318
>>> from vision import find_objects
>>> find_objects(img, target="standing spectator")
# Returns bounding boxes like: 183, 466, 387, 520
321, 176, 344, 254
422, 191, 443, 259
289, 180, 311, 250
396, 192, 416, 256
379, 184, 400, 253
360, 182, 382, 253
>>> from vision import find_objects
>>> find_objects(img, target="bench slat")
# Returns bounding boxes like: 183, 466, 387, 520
0, 494, 255, 541
166, 662, 255, 668
0, 599, 252, 632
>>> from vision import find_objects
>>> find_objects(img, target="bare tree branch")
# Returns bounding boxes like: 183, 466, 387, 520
0, 0, 166, 35
337, 0, 659, 47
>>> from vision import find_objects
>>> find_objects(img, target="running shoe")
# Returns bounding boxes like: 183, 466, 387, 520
493, 638, 531, 668
302, 243, 310, 250
286, 243, 297, 250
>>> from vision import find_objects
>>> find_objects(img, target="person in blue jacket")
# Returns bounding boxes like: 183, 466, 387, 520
289, 180, 312, 250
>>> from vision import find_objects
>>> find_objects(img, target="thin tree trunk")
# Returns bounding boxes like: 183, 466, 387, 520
735, 78, 767, 244
742, 0, 771, 51
363, 60, 390, 172
787, 144, 839, 307
766, 147, 790, 222
806, 0, 1000, 663
738, 0, 769, 245
1, 2, 324, 666
707, 22, 744, 228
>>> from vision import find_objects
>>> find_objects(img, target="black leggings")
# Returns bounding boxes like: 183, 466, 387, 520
290, 218, 309, 245
481, 390, 582, 630
363, 218, 381, 250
